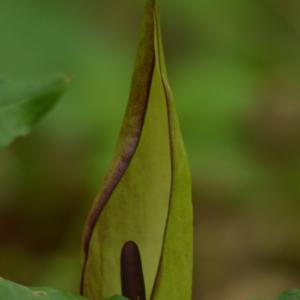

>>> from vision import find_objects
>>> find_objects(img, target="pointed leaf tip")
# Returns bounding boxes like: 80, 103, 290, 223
0, 74, 70, 149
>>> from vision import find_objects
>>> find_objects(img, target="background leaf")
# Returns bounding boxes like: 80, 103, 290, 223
81, 0, 192, 300
251, 289, 300, 300
0, 75, 70, 149
0, 278, 87, 300
278, 289, 300, 300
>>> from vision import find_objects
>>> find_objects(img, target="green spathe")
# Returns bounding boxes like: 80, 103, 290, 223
0, 75, 70, 149
0, 278, 87, 300
81, 0, 193, 300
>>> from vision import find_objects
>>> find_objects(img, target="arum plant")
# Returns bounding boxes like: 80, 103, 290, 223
0, 1, 299, 300
80, 0, 193, 299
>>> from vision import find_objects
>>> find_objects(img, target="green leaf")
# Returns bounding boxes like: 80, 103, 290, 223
0, 277, 87, 300
0, 75, 70, 149
251, 289, 300, 300
277, 289, 300, 300
81, 1, 193, 300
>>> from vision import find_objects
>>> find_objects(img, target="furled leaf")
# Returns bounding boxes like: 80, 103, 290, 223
0, 277, 87, 300
0, 75, 70, 149
81, 0, 193, 300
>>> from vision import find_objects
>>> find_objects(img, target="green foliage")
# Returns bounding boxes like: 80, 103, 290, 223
252, 289, 300, 300
0, 278, 87, 300
80, 0, 192, 300
277, 290, 300, 300
0, 75, 69, 149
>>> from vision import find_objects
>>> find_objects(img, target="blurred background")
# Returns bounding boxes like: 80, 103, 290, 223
1, 0, 300, 299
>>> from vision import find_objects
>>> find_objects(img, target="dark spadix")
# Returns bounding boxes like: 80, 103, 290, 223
121, 241, 146, 300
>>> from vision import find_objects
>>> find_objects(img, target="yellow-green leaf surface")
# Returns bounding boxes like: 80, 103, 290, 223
0, 75, 70, 149
81, 1, 193, 300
